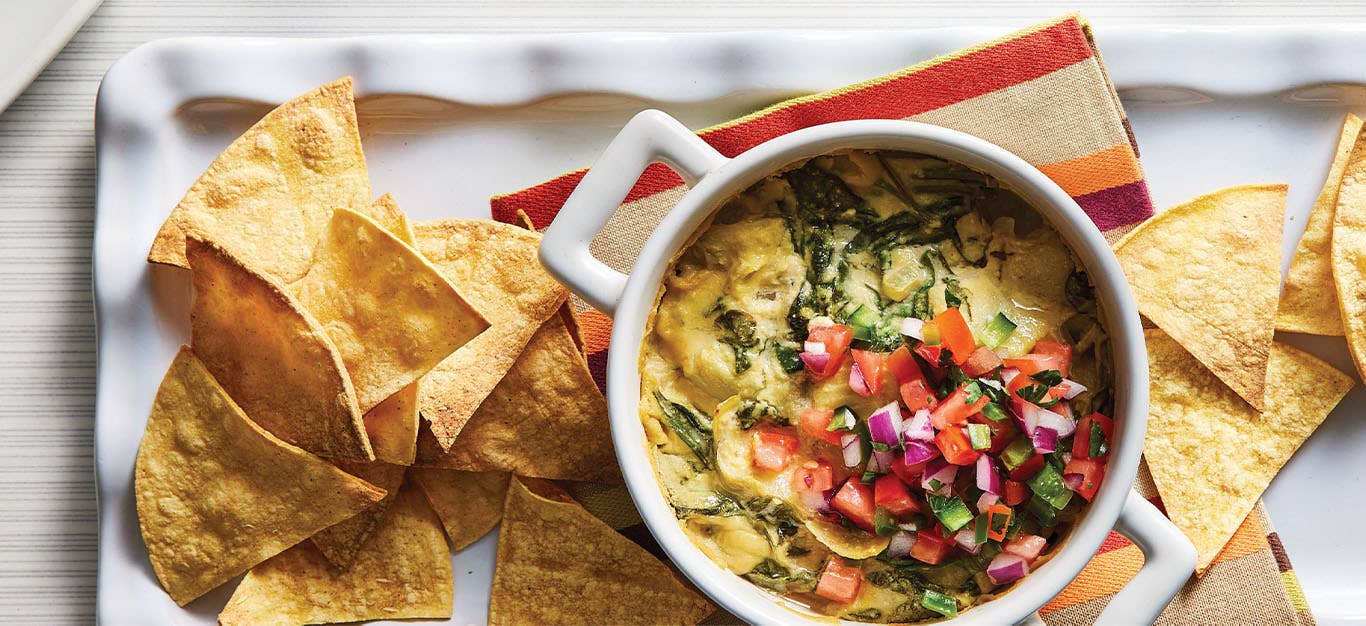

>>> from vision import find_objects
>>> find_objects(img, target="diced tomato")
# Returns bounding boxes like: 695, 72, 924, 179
914, 343, 947, 370
1003, 480, 1030, 506
797, 408, 844, 446
805, 324, 854, 381
909, 525, 955, 565
985, 504, 1013, 541
930, 385, 990, 429
899, 379, 938, 412
1003, 353, 1067, 378
1064, 457, 1106, 501
1008, 454, 1045, 481
887, 345, 927, 385
932, 308, 975, 365
969, 412, 1017, 454
793, 459, 835, 494
1031, 340, 1073, 377
752, 427, 799, 472
850, 349, 887, 397
873, 474, 922, 517
961, 346, 1004, 377
890, 451, 934, 484
831, 479, 877, 532
1004, 534, 1048, 563
815, 558, 863, 604
1071, 413, 1114, 459
934, 427, 981, 466
1006, 368, 1060, 407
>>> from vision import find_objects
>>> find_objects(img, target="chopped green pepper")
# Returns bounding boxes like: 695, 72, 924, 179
1026, 463, 1074, 510
1001, 437, 1034, 470
828, 406, 857, 431
927, 493, 974, 532
980, 312, 1017, 349
921, 588, 959, 618
967, 423, 991, 450
981, 402, 1009, 423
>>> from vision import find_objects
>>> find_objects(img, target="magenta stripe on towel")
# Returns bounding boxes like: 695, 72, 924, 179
1074, 180, 1154, 232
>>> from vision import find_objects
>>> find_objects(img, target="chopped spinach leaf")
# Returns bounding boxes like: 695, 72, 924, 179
743, 559, 817, 593
736, 398, 785, 430
653, 391, 713, 469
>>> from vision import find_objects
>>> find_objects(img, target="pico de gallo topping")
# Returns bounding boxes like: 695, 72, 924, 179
640, 150, 1114, 622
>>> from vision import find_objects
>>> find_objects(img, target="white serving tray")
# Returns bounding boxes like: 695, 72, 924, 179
94, 26, 1366, 625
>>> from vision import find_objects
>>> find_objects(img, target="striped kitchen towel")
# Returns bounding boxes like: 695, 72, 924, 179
495, 14, 1313, 625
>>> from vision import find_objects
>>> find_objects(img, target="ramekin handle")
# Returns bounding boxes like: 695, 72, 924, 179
1094, 490, 1197, 625
539, 109, 727, 316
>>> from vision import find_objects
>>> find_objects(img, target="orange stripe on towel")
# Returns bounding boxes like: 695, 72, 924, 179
1042, 544, 1144, 611
1035, 143, 1144, 198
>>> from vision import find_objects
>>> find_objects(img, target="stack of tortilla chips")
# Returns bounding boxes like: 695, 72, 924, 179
1113, 117, 1364, 574
135, 77, 715, 625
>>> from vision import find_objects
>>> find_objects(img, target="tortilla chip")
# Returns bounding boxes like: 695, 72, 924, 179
410, 468, 510, 551
414, 312, 618, 482
308, 461, 407, 570
219, 484, 453, 625
362, 192, 416, 243
364, 382, 420, 465
1114, 184, 1286, 410
1279, 114, 1363, 335
1143, 329, 1352, 574
187, 235, 372, 461
412, 219, 569, 449
134, 348, 386, 605
291, 209, 487, 412
491, 478, 715, 625
1331, 127, 1366, 381
149, 77, 370, 282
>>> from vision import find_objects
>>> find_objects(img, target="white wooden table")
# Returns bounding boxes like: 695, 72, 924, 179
7, 1, 1366, 623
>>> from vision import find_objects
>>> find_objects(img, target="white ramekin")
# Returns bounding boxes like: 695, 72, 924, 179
540, 110, 1196, 626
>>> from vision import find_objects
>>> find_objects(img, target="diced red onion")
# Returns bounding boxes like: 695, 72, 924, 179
921, 457, 957, 495
954, 528, 982, 554
1019, 401, 1040, 436
868, 403, 902, 447
976, 492, 1000, 512
979, 378, 1006, 394
898, 521, 921, 532
798, 488, 828, 512
868, 450, 894, 475
900, 317, 926, 341
1001, 367, 1022, 385
887, 530, 917, 559
1063, 472, 1085, 491
800, 351, 830, 372
987, 552, 1030, 585
1061, 452, 1073, 465
803, 340, 826, 355
1036, 407, 1076, 438
902, 440, 938, 465
976, 454, 1002, 495
1032, 426, 1058, 454
849, 363, 872, 397
1057, 378, 1087, 400
901, 409, 935, 443
841, 433, 862, 468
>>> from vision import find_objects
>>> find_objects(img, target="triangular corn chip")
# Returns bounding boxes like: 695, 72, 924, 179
414, 312, 618, 482
1143, 329, 1352, 574
187, 236, 372, 460
1114, 184, 1286, 410
290, 208, 487, 412
410, 468, 510, 551
134, 348, 386, 605
412, 219, 568, 449
219, 484, 453, 625
364, 382, 420, 465
308, 461, 407, 570
359, 194, 422, 465
1279, 114, 1363, 335
149, 77, 370, 283
490, 478, 714, 625
1331, 127, 1366, 381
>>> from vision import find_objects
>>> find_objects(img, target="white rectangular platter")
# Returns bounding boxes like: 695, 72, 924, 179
94, 26, 1366, 625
